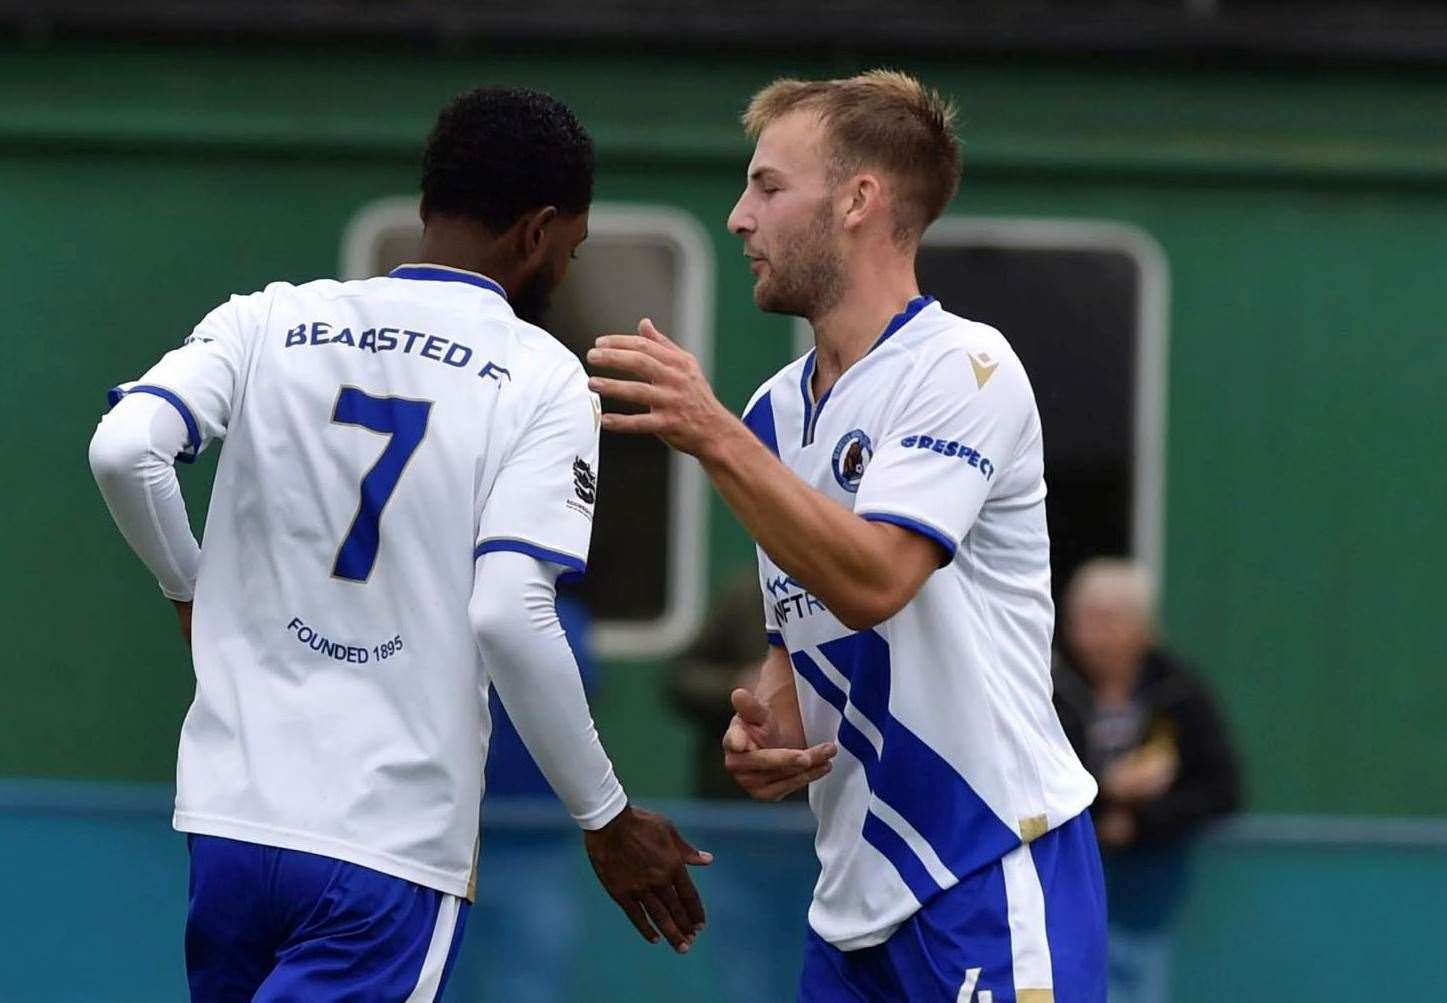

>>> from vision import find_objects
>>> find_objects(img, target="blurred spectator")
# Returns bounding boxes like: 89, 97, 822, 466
451, 583, 596, 1003
668, 571, 771, 799
1053, 558, 1241, 1003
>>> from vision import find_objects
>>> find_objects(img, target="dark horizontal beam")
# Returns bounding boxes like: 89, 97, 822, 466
10, 1, 1447, 67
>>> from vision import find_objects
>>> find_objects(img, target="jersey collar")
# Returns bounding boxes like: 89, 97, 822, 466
868, 294, 936, 353
388, 263, 509, 301
798, 294, 936, 447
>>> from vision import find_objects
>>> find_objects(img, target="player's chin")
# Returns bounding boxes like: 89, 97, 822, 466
755, 286, 801, 317
752, 277, 784, 311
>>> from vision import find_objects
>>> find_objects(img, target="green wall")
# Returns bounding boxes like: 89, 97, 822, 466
3, 39, 1444, 813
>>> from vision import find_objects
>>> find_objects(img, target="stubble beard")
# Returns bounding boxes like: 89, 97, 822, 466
754, 200, 845, 322
511, 260, 558, 326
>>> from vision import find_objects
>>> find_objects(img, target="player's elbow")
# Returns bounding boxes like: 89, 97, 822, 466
831, 585, 911, 632
470, 591, 526, 661
88, 421, 146, 489
828, 525, 942, 630
470, 565, 560, 667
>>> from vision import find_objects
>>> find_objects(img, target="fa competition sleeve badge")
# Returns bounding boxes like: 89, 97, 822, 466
568, 457, 597, 518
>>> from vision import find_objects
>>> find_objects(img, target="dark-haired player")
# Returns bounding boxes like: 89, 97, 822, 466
589, 71, 1106, 1001
89, 87, 708, 1001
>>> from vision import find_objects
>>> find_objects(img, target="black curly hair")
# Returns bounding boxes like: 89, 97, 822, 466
420, 86, 594, 231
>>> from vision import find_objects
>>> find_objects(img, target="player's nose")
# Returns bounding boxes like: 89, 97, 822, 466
726, 194, 753, 236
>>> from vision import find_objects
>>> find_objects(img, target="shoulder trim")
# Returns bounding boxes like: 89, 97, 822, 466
741, 389, 780, 457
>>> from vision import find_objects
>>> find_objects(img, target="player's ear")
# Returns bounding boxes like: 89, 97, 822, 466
519, 206, 559, 262
841, 173, 882, 233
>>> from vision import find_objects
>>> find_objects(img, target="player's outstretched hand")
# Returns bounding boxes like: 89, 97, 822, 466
583, 804, 713, 953
723, 689, 837, 802
587, 318, 734, 458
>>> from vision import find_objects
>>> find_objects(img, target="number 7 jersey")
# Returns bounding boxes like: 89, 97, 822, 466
104, 266, 600, 897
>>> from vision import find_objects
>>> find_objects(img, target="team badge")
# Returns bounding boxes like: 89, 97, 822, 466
831, 429, 873, 493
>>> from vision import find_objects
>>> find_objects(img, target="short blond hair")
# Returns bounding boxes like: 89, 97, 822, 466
742, 69, 961, 241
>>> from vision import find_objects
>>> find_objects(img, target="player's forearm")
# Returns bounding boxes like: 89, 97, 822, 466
754, 646, 806, 749
699, 420, 908, 629
88, 394, 201, 601
472, 552, 627, 830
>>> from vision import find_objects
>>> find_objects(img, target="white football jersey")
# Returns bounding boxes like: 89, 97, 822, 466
744, 296, 1097, 950
107, 265, 600, 898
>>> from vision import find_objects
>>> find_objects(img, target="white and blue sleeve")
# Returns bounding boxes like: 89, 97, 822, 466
475, 363, 600, 573
105, 290, 267, 462
88, 291, 267, 600
853, 343, 1033, 564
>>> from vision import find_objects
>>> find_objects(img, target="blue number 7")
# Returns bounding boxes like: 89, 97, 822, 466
330, 387, 433, 582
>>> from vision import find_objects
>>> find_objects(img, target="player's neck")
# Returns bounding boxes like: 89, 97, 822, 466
416, 224, 513, 292
808, 266, 920, 398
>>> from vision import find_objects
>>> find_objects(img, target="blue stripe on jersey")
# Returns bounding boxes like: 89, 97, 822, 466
741, 390, 780, 457
793, 647, 945, 901
817, 631, 892, 726
766, 630, 785, 647
474, 538, 586, 573
114, 384, 202, 464
792, 647, 940, 900
874, 715, 1020, 884
819, 631, 1020, 879
789, 649, 844, 711
859, 511, 958, 563
389, 264, 509, 300
793, 630, 1021, 903
860, 810, 947, 905
789, 651, 881, 775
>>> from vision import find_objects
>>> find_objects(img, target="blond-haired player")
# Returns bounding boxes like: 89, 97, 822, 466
589, 71, 1105, 1001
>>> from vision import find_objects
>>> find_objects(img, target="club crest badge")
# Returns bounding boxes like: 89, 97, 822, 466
832, 429, 873, 493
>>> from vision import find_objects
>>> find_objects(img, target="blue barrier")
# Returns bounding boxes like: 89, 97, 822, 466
1, 781, 1444, 1000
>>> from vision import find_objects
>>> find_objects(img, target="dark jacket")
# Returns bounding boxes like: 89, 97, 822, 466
1053, 648, 1241, 849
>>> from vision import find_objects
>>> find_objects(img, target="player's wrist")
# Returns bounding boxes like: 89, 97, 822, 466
579, 787, 631, 833
695, 412, 754, 471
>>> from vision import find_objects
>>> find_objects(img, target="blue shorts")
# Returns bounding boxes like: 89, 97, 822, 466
185, 834, 469, 1002
799, 810, 1106, 1002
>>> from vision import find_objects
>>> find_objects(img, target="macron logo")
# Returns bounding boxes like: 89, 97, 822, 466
969, 352, 998, 389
